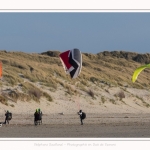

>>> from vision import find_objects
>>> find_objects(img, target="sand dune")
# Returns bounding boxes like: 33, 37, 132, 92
0, 77, 150, 137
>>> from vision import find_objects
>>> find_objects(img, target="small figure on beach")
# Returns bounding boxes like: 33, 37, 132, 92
34, 109, 42, 125
4, 110, 12, 124
34, 109, 38, 125
78, 110, 86, 125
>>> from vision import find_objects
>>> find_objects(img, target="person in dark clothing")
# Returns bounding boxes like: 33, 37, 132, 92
34, 109, 42, 125
4, 110, 12, 124
34, 109, 38, 123
38, 108, 42, 122
78, 110, 83, 125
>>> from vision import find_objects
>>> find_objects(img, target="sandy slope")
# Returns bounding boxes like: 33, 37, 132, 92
0, 79, 150, 137
0, 78, 150, 114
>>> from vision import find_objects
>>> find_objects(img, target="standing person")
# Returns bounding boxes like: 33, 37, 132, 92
4, 110, 12, 124
38, 108, 42, 124
78, 110, 86, 125
34, 109, 38, 123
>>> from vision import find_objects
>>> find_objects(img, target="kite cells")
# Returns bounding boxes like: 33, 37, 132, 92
59, 48, 82, 79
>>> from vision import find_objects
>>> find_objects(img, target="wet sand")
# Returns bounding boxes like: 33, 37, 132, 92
1, 113, 150, 138
1, 123, 150, 138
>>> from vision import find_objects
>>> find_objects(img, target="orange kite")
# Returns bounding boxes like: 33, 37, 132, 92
0, 62, 2, 78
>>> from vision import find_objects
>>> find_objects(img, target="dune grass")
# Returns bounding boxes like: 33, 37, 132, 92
0, 50, 149, 89
0, 50, 149, 105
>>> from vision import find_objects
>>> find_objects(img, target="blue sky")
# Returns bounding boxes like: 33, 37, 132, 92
0, 12, 150, 54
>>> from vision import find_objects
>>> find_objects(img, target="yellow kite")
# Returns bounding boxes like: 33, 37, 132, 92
132, 64, 150, 83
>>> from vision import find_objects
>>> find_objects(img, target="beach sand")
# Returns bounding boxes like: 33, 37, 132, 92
1, 113, 150, 138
